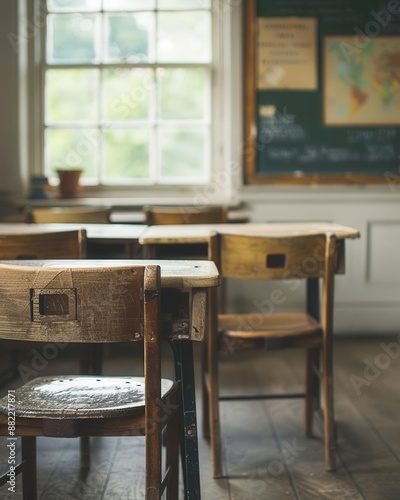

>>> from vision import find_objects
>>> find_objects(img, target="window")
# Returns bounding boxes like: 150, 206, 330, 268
40, 0, 213, 187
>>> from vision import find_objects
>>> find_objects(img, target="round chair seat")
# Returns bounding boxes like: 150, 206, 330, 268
0, 376, 175, 419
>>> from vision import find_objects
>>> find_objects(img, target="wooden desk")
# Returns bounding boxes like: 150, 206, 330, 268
139, 221, 360, 470
139, 222, 360, 271
0, 259, 219, 500
0, 223, 147, 258
139, 221, 360, 243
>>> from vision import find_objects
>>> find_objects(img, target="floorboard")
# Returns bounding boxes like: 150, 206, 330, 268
1, 337, 400, 499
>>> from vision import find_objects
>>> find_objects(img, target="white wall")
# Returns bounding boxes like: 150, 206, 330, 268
1, 3, 400, 334
237, 186, 400, 334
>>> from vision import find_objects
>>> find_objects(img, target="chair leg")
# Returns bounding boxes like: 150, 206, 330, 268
165, 406, 180, 500
209, 369, 223, 478
22, 436, 37, 500
201, 341, 210, 439
322, 345, 336, 471
80, 436, 90, 471
79, 345, 98, 472
208, 287, 223, 478
305, 347, 319, 436
145, 415, 162, 500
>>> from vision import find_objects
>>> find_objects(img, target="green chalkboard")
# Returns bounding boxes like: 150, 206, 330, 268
245, 0, 400, 184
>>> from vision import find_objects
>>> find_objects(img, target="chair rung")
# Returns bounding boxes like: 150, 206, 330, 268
219, 392, 305, 401
161, 462, 176, 493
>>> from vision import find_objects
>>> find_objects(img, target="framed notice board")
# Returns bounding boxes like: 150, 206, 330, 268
244, 0, 400, 185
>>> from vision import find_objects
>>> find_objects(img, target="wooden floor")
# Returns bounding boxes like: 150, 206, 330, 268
1, 336, 400, 499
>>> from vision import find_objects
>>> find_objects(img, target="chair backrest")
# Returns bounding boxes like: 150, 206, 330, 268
143, 205, 228, 225
219, 233, 336, 280
28, 207, 111, 224
219, 232, 337, 334
0, 263, 160, 344
0, 230, 86, 259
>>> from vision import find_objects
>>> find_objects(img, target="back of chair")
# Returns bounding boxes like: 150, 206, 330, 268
0, 230, 86, 259
220, 233, 336, 280
29, 207, 111, 224
0, 263, 159, 344
144, 205, 228, 225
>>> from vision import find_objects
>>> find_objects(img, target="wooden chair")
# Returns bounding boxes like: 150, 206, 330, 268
202, 232, 337, 476
143, 205, 228, 225
0, 229, 90, 419
143, 206, 227, 260
26, 206, 111, 224
0, 263, 180, 500
0, 229, 86, 259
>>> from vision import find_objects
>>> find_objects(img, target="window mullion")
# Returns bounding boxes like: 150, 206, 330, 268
40, 0, 214, 189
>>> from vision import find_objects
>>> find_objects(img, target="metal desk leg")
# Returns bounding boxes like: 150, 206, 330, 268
169, 339, 201, 500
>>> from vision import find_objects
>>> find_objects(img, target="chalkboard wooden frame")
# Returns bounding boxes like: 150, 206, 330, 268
243, 0, 392, 185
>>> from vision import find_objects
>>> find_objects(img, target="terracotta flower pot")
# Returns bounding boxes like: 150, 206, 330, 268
56, 169, 82, 198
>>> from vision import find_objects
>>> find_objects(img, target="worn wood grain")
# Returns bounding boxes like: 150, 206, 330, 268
1, 339, 400, 498
205, 233, 337, 476
29, 207, 111, 224
143, 205, 228, 225
0, 230, 86, 260
0, 263, 183, 500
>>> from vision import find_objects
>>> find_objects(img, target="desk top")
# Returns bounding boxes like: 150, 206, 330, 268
0, 222, 360, 244
0, 223, 146, 241
139, 222, 360, 244
0, 259, 220, 289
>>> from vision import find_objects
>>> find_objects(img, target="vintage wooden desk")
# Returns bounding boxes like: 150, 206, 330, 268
138, 221, 360, 342
139, 222, 360, 474
139, 221, 359, 270
139, 221, 359, 244
0, 223, 147, 258
138, 221, 360, 348
0, 259, 219, 500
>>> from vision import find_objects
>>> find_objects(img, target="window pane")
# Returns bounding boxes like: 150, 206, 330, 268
157, 12, 211, 62
104, 13, 153, 63
159, 128, 207, 178
47, 0, 100, 12
158, 0, 211, 9
45, 128, 98, 178
104, 130, 150, 180
103, 69, 152, 121
103, 0, 155, 10
43, 1, 213, 186
47, 14, 97, 63
158, 68, 208, 120
46, 69, 98, 123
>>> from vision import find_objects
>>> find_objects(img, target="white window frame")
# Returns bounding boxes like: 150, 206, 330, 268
20, 0, 242, 204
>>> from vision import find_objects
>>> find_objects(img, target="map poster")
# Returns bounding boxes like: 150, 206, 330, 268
257, 17, 317, 90
324, 36, 400, 125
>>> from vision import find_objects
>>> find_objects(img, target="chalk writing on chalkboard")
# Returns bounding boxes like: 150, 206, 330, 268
246, 0, 400, 182
258, 109, 308, 144
261, 142, 396, 166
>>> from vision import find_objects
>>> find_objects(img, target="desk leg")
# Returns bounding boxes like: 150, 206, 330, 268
169, 339, 201, 500
306, 278, 321, 434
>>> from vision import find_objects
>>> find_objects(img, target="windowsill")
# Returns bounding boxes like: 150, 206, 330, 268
13, 181, 400, 212
11, 184, 249, 223
17, 182, 235, 204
